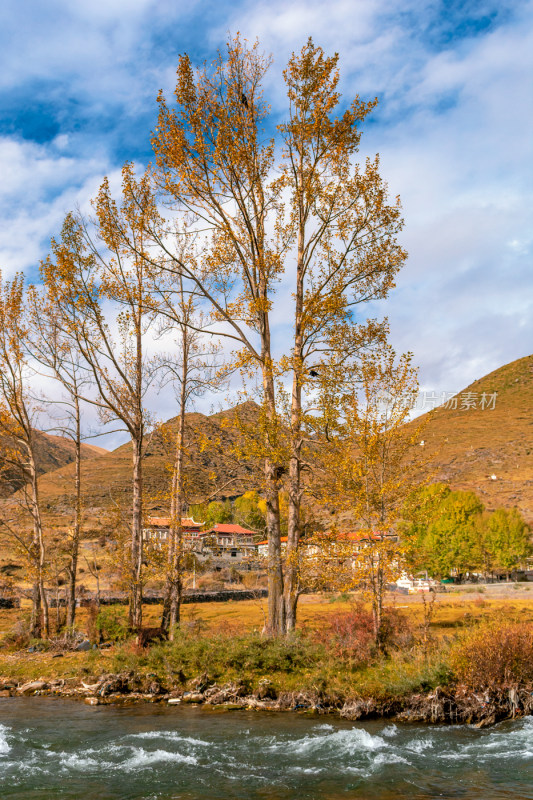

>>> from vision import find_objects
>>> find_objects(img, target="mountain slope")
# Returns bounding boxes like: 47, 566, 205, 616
18, 356, 533, 523
34, 402, 262, 511
417, 354, 533, 521
0, 430, 108, 498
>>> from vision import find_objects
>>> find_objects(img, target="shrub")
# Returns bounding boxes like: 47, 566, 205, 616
451, 621, 533, 689
223, 632, 320, 673
241, 572, 266, 590
380, 608, 415, 651
328, 592, 351, 603
318, 604, 414, 665
196, 574, 226, 591
318, 603, 376, 665
229, 567, 243, 584
96, 606, 130, 642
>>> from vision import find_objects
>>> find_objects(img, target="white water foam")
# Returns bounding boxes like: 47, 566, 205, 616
288, 766, 323, 775
382, 725, 399, 738
129, 731, 210, 747
406, 737, 435, 755
372, 752, 408, 767
0, 725, 11, 756
58, 753, 103, 770
49, 741, 198, 774
120, 748, 197, 770
284, 727, 386, 757
404, 717, 533, 765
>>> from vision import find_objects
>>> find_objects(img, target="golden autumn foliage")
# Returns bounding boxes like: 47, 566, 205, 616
308, 348, 428, 643
0, 273, 49, 637
149, 36, 407, 634
1, 37, 413, 639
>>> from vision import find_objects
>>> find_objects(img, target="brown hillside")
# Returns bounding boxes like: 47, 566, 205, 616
0, 430, 108, 498
19, 357, 533, 523
417, 354, 533, 522
35, 401, 262, 512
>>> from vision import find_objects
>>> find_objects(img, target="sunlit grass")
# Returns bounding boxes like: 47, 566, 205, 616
1, 590, 531, 701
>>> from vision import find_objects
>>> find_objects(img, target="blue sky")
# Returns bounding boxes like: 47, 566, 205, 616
1, 0, 532, 434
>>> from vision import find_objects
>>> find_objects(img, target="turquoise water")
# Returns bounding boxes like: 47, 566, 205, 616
0, 698, 532, 799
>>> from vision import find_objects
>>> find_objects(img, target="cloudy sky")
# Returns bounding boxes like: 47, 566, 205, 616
1, 0, 532, 437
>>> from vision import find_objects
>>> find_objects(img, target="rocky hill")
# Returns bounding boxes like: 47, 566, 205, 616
33, 401, 262, 513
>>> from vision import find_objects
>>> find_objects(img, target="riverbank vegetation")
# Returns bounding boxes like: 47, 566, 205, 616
1, 593, 533, 722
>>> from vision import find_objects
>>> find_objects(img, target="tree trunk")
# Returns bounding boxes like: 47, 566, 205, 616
168, 561, 182, 638
160, 462, 177, 632
284, 207, 305, 633
40, 579, 49, 639
168, 423, 185, 638
66, 398, 82, 629
55, 586, 60, 631
28, 445, 48, 638
263, 366, 285, 636
94, 554, 101, 609
373, 556, 384, 648
373, 597, 381, 647
162, 323, 189, 639
167, 375, 186, 640
284, 370, 302, 633
130, 435, 144, 628
30, 580, 41, 639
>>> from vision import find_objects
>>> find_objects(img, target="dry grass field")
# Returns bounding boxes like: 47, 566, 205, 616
1, 585, 532, 701
1, 583, 531, 645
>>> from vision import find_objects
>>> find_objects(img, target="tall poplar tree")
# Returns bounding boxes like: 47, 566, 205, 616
154, 274, 222, 637
148, 37, 407, 634
41, 165, 157, 628
26, 283, 91, 629
0, 273, 49, 637
151, 38, 288, 633
279, 41, 406, 630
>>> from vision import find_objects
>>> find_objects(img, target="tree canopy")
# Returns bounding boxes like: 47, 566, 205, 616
402, 484, 531, 577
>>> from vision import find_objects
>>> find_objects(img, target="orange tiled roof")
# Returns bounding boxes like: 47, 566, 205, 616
256, 537, 287, 546
202, 523, 256, 536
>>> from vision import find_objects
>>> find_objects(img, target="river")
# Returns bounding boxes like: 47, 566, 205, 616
0, 698, 532, 799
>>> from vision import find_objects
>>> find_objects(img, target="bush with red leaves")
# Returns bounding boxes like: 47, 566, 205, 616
451, 621, 533, 690
318, 603, 414, 665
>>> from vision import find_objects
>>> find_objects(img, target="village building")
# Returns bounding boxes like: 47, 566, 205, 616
256, 531, 401, 585
257, 536, 286, 557
142, 517, 204, 549
256, 531, 399, 558
143, 518, 258, 561
198, 523, 257, 560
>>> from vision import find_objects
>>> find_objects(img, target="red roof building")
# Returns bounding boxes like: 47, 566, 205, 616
199, 524, 257, 557
142, 516, 204, 547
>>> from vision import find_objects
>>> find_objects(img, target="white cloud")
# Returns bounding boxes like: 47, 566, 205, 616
218, 0, 533, 395
0, 0, 531, 426
0, 136, 120, 277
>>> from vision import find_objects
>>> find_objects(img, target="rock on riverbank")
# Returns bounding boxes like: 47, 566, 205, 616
1, 673, 532, 727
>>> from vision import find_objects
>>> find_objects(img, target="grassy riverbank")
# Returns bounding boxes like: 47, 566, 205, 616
1, 589, 533, 716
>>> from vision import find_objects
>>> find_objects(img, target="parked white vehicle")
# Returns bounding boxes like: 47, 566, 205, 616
396, 573, 439, 593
